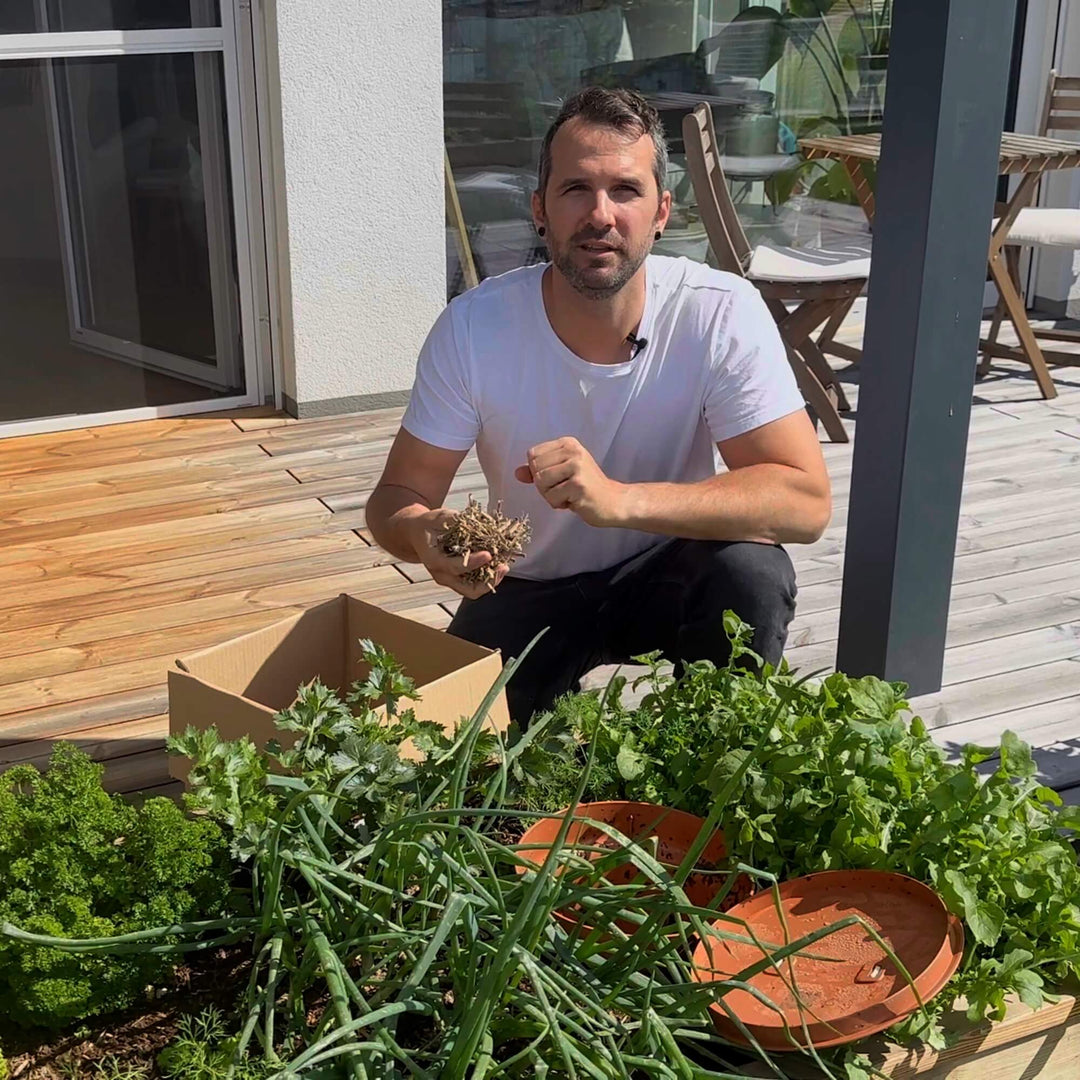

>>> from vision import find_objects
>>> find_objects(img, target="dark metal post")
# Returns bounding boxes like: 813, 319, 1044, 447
835, 0, 1019, 693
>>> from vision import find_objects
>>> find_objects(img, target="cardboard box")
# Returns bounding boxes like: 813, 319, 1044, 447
168, 593, 510, 783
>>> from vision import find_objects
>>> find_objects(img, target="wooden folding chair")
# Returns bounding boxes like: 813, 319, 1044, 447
683, 103, 870, 443
445, 150, 479, 291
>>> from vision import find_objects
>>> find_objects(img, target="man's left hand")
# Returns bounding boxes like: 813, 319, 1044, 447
514, 437, 625, 527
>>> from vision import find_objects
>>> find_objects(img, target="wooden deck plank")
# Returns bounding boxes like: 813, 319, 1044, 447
0, 444, 272, 496
99, 749, 175, 794
906, 658, 1080, 730
0, 500, 342, 574
323, 479, 483, 516
0, 607, 312, 688
792, 518, 1080, 593
0, 565, 403, 661
0, 473, 396, 548
0, 650, 254, 715
0, 483, 308, 548
232, 405, 404, 433
0, 532, 367, 612
0, 686, 170, 746
398, 605, 454, 630
1, 714, 167, 769
0, 412, 397, 481
0, 437, 398, 507
935, 696, 1080, 755
0, 469, 305, 527
792, 580, 1080, 649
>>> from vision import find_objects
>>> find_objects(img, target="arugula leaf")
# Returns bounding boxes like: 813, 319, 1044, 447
616, 740, 647, 782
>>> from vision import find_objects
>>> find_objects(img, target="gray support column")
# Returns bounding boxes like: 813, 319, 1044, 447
835, 0, 1019, 693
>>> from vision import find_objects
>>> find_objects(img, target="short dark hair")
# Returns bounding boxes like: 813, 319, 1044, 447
536, 86, 669, 202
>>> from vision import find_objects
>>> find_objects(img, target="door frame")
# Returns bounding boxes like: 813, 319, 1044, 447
0, 12, 272, 437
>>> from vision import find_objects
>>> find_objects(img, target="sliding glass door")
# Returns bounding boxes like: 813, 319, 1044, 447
0, 2, 262, 432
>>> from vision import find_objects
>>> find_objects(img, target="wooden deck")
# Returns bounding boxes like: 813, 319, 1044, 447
0, 407, 484, 796
1, 337, 1079, 799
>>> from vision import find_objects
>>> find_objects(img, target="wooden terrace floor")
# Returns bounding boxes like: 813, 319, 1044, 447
0, 343, 1079, 800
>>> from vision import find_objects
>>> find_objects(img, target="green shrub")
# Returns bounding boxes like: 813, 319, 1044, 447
0, 743, 232, 1028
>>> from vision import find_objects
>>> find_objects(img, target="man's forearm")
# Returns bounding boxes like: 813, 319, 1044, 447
612, 465, 831, 545
365, 485, 431, 562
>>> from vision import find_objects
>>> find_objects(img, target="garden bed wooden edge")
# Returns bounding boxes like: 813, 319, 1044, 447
742, 981, 1080, 1079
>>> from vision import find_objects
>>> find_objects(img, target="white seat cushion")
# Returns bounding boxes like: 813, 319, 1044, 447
994, 207, 1080, 248
748, 239, 871, 283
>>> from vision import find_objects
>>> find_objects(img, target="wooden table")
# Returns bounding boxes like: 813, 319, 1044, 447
799, 132, 1080, 400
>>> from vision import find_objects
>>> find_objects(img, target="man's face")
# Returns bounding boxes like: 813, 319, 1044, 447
533, 119, 671, 300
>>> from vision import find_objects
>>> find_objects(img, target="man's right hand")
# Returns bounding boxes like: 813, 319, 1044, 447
407, 508, 509, 601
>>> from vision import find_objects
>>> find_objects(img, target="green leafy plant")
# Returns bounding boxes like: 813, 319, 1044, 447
158, 1006, 272, 1079
0, 744, 232, 1029
89, 1058, 150, 1080
734, 0, 891, 134
8, 640, 884, 1077
526, 614, 1080, 1051
722, 1, 891, 208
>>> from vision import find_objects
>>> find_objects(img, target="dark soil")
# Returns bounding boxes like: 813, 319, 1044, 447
2, 948, 249, 1079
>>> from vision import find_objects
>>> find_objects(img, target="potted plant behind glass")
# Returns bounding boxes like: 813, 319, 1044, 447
717, 1, 892, 208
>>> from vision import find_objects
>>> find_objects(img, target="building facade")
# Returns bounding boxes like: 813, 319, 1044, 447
0, 0, 1073, 436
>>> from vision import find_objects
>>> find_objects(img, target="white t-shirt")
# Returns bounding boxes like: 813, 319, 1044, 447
401, 255, 804, 581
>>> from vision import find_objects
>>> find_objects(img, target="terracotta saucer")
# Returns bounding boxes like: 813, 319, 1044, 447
691, 869, 965, 1050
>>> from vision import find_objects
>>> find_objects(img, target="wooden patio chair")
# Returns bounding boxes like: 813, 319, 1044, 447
979, 70, 1080, 379
683, 102, 871, 443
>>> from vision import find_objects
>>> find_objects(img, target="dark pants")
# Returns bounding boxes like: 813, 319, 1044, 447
448, 538, 797, 726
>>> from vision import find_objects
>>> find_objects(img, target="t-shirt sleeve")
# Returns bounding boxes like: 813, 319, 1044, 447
702, 281, 807, 445
400, 302, 480, 452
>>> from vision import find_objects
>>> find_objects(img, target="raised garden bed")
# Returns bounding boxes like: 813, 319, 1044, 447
4, 617, 1080, 1077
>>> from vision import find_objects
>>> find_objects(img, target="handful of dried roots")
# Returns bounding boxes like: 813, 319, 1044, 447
438, 497, 531, 589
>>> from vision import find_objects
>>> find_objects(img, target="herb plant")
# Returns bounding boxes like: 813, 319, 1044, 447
158, 1006, 273, 1079
0, 744, 231, 1028
11, 625, 1069, 1069
525, 614, 1080, 1050
6, 640, 868, 1077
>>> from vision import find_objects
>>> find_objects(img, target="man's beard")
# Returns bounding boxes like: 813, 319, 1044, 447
548, 224, 655, 300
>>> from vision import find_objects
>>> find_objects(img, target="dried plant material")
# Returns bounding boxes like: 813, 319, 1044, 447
437, 497, 531, 588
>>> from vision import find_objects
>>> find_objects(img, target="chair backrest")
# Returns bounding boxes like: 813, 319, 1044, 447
681, 103, 752, 276
1039, 70, 1080, 137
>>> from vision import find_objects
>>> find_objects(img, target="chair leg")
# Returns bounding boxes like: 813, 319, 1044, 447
769, 297, 853, 411
979, 246, 1022, 377
817, 295, 859, 362
781, 340, 849, 443
988, 250, 1057, 399
978, 294, 1007, 377
802, 334, 852, 413
762, 296, 850, 441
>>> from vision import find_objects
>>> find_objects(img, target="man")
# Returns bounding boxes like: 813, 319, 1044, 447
367, 87, 831, 725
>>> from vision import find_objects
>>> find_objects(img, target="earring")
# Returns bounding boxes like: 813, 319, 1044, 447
537, 226, 546, 237
654, 230, 662, 241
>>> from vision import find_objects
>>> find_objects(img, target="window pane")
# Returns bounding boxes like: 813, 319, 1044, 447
442, 0, 887, 298
0, 0, 220, 34
0, 53, 244, 424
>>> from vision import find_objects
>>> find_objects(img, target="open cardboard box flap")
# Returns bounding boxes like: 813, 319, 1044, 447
168, 594, 510, 781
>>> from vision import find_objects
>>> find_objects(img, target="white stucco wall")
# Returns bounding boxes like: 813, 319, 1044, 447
273, 0, 445, 414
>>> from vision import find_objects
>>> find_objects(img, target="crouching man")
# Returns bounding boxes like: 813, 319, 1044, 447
367, 87, 831, 725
